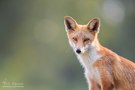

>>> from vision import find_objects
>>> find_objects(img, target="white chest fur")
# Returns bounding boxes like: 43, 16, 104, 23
77, 47, 101, 71
76, 47, 102, 82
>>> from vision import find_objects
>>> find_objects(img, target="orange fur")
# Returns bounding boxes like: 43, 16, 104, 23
64, 16, 135, 90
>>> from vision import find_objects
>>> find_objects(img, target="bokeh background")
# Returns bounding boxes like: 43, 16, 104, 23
0, 0, 135, 90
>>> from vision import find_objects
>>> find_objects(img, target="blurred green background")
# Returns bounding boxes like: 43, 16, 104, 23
0, 0, 135, 90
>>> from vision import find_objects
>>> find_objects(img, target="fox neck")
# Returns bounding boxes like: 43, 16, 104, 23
76, 38, 102, 71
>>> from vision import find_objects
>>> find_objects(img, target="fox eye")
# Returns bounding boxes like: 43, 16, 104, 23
84, 38, 90, 42
72, 37, 77, 42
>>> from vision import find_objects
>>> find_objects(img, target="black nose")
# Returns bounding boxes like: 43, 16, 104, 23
76, 49, 81, 54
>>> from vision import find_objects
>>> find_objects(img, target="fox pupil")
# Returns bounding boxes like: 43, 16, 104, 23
73, 37, 77, 42
84, 38, 90, 42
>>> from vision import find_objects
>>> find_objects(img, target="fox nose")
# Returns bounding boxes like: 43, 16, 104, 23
76, 49, 81, 54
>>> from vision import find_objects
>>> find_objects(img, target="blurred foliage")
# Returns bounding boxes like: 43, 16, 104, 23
0, 0, 135, 90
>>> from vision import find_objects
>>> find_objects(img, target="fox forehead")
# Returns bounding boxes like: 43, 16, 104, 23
75, 24, 89, 32
67, 25, 94, 39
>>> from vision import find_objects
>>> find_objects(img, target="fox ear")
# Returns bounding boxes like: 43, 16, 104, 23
87, 18, 100, 33
64, 16, 77, 31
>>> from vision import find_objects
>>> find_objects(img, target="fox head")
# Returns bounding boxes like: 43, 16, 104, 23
64, 16, 100, 54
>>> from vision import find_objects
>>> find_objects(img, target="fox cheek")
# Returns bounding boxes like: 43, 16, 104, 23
69, 40, 76, 49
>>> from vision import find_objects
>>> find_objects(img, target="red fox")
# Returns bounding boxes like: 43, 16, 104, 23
64, 16, 135, 90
